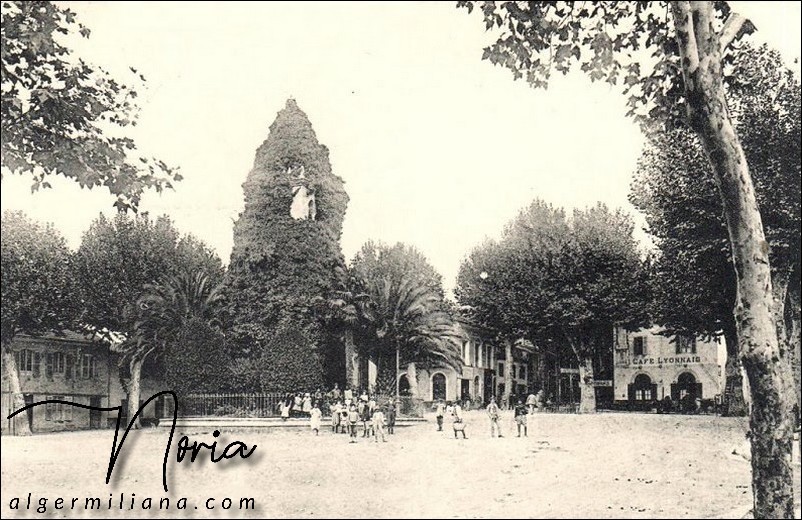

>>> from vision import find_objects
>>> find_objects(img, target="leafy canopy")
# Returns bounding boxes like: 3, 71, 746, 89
1, 210, 74, 344
1, 1, 179, 211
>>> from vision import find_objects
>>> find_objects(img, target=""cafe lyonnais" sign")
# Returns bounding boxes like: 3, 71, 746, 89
630, 356, 702, 366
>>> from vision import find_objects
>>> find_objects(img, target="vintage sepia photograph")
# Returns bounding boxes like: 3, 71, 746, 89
1, 1, 800, 518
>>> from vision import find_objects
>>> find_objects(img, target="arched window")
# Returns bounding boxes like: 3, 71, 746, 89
432, 373, 447, 401
629, 373, 655, 401
398, 374, 411, 396
672, 372, 701, 401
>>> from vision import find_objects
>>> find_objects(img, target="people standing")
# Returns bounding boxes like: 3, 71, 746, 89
372, 406, 388, 443
302, 393, 312, 415
331, 383, 342, 402
526, 392, 537, 415
293, 393, 302, 418
359, 397, 372, 437
347, 403, 360, 443
435, 399, 445, 432
344, 386, 354, 408
282, 393, 294, 421
310, 402, 322, 435
514, 399, 528, 437
340, 404, 349, 434
386, 399, 397, 435
487, 397, 503, 438
452, 400, 467, 439
331, 401, 343, 433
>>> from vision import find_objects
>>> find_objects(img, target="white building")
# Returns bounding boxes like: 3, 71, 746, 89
396, 320, 538, 405
613, 326, 726, 406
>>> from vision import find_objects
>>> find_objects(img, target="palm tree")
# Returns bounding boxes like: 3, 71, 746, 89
120, 269, 223, 427
361, 274, 463, 398
323, 266, 373, 389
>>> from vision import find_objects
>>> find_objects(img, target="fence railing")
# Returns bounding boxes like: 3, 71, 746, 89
171, 393, 285, 418
166, 393, 426, 419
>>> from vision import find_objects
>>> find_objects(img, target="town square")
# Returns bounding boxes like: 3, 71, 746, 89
1, 2, 800, 518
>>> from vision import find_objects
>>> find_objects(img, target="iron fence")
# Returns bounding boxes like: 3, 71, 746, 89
166, 393, 426, 419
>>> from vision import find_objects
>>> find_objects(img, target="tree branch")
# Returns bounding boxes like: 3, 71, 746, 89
719, 12, 755, 51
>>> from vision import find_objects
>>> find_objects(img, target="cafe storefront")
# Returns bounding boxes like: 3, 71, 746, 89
613, 326, 725, 409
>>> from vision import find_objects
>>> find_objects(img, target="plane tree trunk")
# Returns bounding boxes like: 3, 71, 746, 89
671, 4, 795, 516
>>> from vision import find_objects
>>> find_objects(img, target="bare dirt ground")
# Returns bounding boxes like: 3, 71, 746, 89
2, 411, 800, 518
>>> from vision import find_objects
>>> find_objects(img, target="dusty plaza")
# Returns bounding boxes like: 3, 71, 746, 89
2, 411, 800, 519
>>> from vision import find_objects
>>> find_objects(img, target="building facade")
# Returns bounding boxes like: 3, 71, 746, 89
396, 320, 541, 406
1, 332, 162, 435
613, 326, 725, 407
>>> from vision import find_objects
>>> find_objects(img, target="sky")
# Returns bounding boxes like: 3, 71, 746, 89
2, 1, 800, 296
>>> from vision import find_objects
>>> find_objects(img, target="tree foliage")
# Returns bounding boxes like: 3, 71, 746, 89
226, 99, 349, 388
458, 200, 648, 346
630, 44, 801, 416
1, 1, 179, 211
347, 241, 463, 393
457, 0, 751, 126
129, 270, 227, 398
458, 2, 794, 514
1, 210, 74, 345
73, 211, 223, 425
259, 320, 325, 393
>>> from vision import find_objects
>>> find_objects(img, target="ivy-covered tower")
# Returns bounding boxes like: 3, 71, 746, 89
227, 99, 348, 391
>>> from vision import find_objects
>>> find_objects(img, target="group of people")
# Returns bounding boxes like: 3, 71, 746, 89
278, 384, 398, 443
279, 390, 326, 419
434, 390, 546, 439
329, 395, 397, 443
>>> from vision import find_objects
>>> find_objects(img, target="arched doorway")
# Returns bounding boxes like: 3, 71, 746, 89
398, 374, 411, 396
628, 373, 656, 401
671, 372, 702, 402
432, 373, 447, 401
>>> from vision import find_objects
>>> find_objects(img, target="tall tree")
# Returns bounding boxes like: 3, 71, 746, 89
129, 269, 227, 401
630, 45, 801, 418
457, 200, 648, 412
458, 2, 795, 514
1, 1, 178, 211
350, 241, 462, 395
226, 98, 349, 389
73, 212, 220, 426
319, 265, 373, 389
1, 211, 73, 435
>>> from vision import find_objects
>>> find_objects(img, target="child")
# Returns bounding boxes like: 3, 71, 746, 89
435, 399, 445, 431
310, 402, 322, 436
372, 406, 388, 443
347, 403, 360, 443
340, 404, 349, 434
452, 401, 467, 439
514, 399, 528, 437
358, 399, 371, 437
331, 401, 342, 433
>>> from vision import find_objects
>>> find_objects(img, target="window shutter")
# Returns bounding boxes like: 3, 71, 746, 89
642, 337, 647, 355
65, 354, 74, 380
32, 352, 41, 378
46, 353, 54, 378
650, 384, 657, 401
